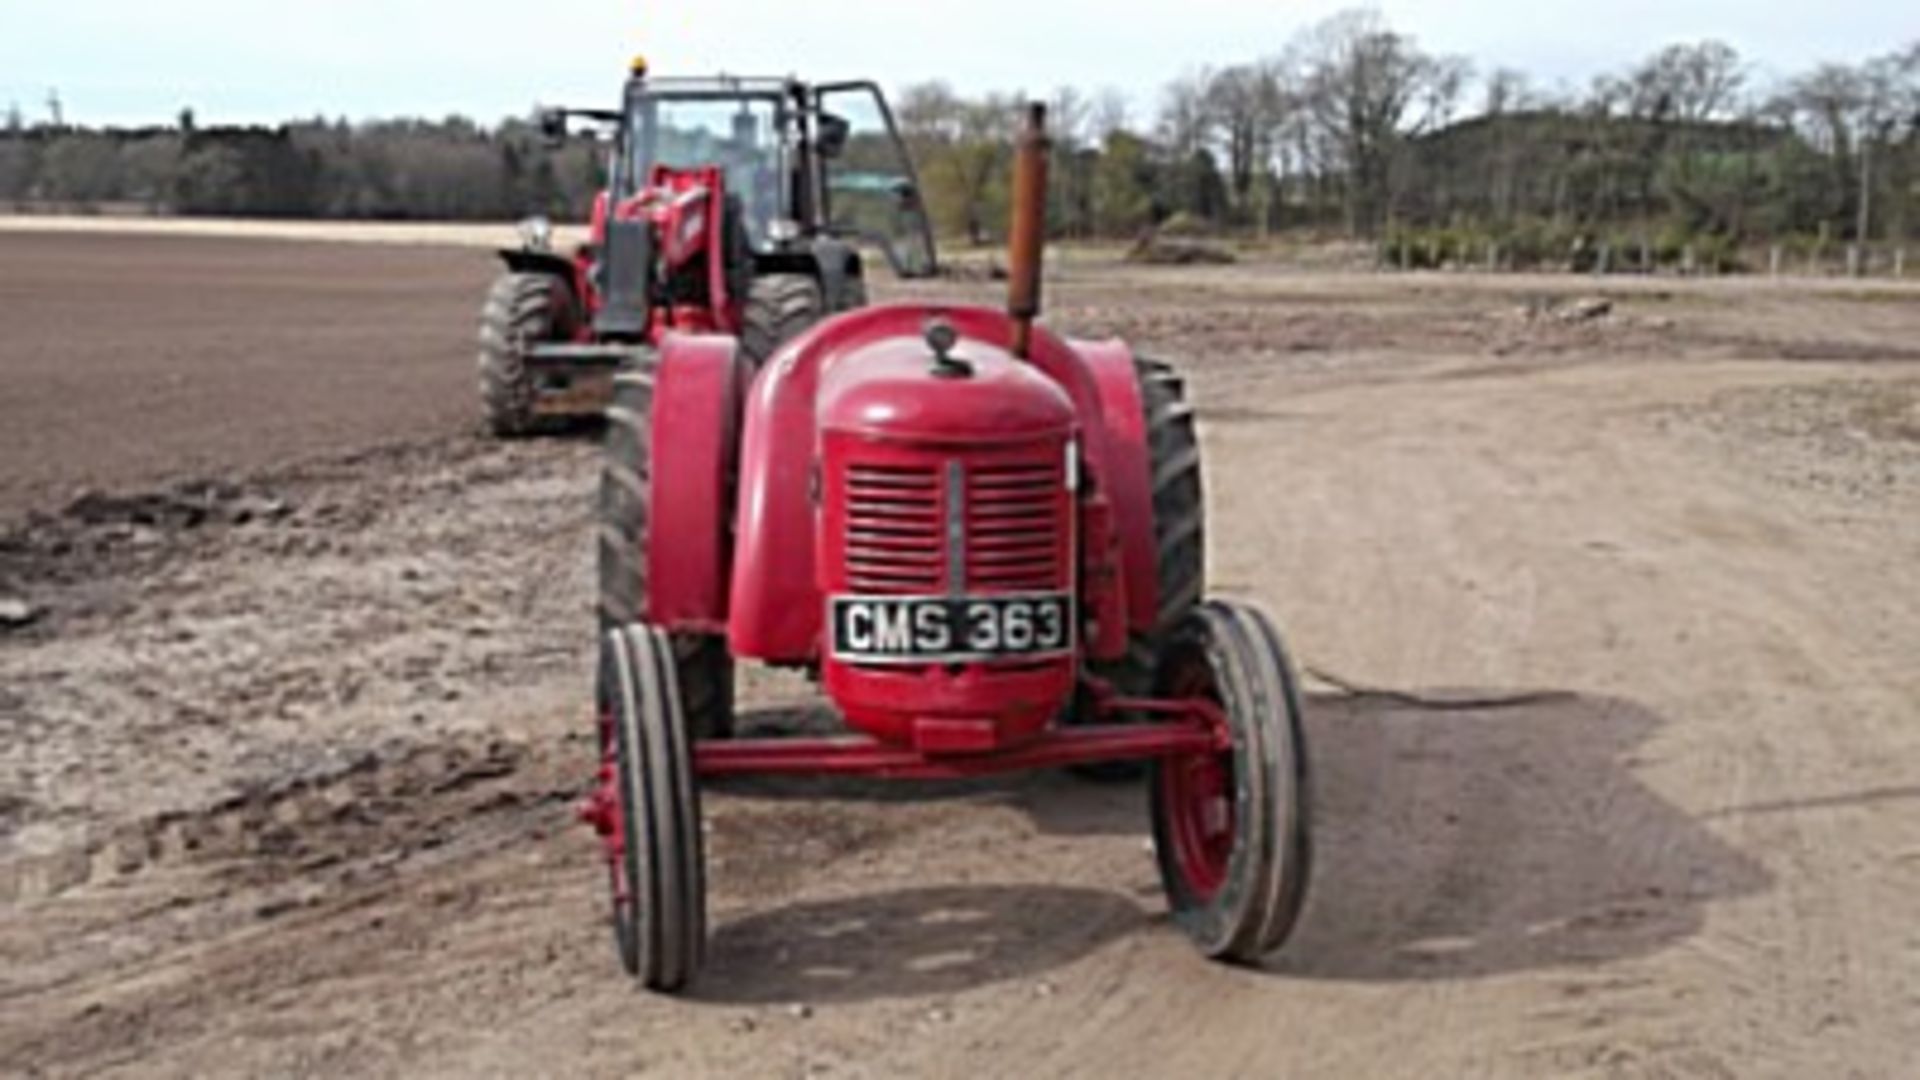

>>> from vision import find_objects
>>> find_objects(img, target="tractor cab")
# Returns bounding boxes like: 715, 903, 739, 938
614, 74, 938, 279
475, 62, 939, 437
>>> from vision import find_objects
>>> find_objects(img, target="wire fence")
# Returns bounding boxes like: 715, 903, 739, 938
1378, 237, 1914, 279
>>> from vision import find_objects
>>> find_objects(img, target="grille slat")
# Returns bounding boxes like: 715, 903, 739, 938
837, 452, 1066, 596
844, 462, 943, 593
965, 459, 1064, 592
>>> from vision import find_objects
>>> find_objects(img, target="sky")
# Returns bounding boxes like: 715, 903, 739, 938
1, 0, 1914, 128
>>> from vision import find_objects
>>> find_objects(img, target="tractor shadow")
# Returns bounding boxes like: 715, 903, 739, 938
1269, 689, 1774, 981
723, 688, 1773, 983
695, 883, 1141, 1005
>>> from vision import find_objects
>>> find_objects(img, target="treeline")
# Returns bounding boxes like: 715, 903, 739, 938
3, 9, 1916, 252
0, 110, 604, 220
898, 11, 1917, 252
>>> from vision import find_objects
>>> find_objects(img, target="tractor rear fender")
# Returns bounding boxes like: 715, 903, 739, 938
645, 333, 751, 633
1075, 338, 1160, 639
726, 303, 1157, 663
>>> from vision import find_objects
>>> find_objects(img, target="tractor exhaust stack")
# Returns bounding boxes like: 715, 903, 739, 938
1007, 101, 1051, 359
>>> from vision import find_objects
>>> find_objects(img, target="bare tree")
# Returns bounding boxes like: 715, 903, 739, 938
1782, 64, 1865, 155
1253, 58, 1306, 232
1202, 62, 1291, 215
1477, 68, 1541, 225
1048, 85, 1091, 152
1049, 85, 1095, 236
1628, 41, 1746, 122
1295, 9, 1459, 235
1884, 43, 1920, 242
1157, 69, 1215, 160
1483, 68, 1538, 116
1779, 62, 1867, 237
893, 81, 962, 152
1090, 88, 1132, 140
893, 81, 1005, 242
1849, 45, 1920, 242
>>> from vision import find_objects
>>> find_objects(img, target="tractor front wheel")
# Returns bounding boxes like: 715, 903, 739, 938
739, 273, 825, 370
602, 622, 707, 991
1151, 600, 1312, 963
477, 271, 576, 437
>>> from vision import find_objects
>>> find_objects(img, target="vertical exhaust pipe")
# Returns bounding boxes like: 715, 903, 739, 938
1007, 102, 1050, 360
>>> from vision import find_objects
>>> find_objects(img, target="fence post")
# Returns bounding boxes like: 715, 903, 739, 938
1597, 243, 1611, 276
1639, 238, 1650, 273
1897, 248, 1907, 279
1846, 244, 1861, 278
1487, 241, 1499, 272
1682, 245, 1697, 276
1769, 246, 1782, 277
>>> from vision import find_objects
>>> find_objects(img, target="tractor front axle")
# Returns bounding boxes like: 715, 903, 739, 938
694, 704, 1227, 781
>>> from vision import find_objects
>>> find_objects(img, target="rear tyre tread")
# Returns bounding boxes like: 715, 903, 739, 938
606, 624, 706, 991
739, 273, 826, 370
1088, 353, 1206, 697
478, 272, 573, 438
834, 273, 870, 313
598, 363, 734, 739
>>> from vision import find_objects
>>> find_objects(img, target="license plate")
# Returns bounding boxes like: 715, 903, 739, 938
829, 593, 1073, 663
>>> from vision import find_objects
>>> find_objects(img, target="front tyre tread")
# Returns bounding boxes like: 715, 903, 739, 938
605, 623, 706, 992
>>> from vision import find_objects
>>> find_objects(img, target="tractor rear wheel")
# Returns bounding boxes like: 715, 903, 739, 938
739, 273, 825, 369
477, 271, 575, 437
598, 364, 734, 738
1076, 355, 1204, 777
1151, 600, 1312, 963
833, 272, 868, 313
603, 622, 707, 991
1128, 355, 1205, 668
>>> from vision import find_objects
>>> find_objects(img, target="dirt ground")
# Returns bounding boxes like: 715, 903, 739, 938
0, 232, 500, 518
2, 224, 1918, 1078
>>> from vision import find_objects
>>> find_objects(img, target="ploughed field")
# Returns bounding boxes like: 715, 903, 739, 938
3, 223, 1918, 1077
0, 232, 488, 519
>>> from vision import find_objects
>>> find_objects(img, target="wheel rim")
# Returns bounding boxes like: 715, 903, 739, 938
598, 709, 635, 953
1159, 649, 1236, 903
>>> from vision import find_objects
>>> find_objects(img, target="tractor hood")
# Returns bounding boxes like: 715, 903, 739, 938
816, 334, 1075, 445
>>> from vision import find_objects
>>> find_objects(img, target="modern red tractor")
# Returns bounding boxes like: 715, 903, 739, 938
476, 59, 938, 435
581, 104, 1312, 990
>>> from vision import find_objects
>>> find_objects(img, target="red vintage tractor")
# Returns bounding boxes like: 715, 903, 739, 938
476, 59, 938, 435
580, 104, 1312, 991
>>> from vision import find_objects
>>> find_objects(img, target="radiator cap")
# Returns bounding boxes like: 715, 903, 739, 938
925, 316, 972, 378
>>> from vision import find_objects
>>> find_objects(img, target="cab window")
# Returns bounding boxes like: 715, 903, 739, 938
817, 85, 936, 277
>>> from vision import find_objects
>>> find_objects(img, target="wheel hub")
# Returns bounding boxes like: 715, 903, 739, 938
1160, 654, 1237, 902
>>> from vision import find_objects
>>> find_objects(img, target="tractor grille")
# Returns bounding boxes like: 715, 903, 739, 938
844, 463, 943, 594
837, 451, 1068, 597
965, 461, 1064, 592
